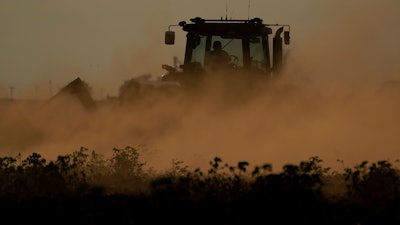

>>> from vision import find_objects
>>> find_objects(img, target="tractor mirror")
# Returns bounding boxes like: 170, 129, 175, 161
284, 31, 290, 45
165, 31, 175, 45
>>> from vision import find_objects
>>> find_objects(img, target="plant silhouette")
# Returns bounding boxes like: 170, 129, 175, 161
0, 149, 399, 224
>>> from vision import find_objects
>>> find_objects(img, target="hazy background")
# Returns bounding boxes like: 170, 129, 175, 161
2, 0, 399, 99
1, 0, 400, 172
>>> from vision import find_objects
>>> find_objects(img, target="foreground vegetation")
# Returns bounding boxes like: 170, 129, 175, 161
1, 146, 399, 224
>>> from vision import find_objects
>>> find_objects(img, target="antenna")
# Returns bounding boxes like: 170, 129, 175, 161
248, 0, 250, 19
225, 1, 228, 20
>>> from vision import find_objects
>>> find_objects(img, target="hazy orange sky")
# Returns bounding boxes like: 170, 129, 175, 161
2, 0, 399, 99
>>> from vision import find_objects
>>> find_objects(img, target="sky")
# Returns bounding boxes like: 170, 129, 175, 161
1, 0, 400, 172
2, 0, 399, 99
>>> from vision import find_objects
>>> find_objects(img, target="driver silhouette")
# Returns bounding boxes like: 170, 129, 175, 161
207, 41, 231, 71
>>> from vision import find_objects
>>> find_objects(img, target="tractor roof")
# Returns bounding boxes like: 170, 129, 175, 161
179, 17, 272, 37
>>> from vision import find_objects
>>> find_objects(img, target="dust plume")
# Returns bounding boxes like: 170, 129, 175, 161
1, 70, 400, 173
1, 1, 400, 173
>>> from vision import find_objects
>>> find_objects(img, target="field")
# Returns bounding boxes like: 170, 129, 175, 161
1, 78, 400, 224
0, 146, 399, 224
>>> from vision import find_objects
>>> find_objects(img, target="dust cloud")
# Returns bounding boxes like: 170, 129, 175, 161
1, 1, 400, 172
1, 72, 400, 173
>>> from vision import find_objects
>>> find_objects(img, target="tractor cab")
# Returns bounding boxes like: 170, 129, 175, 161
162, 17, 290, 87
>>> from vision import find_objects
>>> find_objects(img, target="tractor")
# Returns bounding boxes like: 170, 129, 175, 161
161, 17, 290, 89
119, 16, 291, 105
